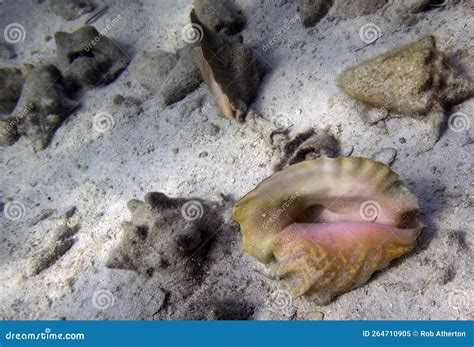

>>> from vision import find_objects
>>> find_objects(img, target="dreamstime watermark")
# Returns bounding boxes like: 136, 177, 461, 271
273, 113, 292, 131
92, 289, 115, 310
447, 289, 470, 311
262, 14, 300, 52
3, 200, 26, 221
359, 23, 381, 44
4, 328, 85, 341
359, 200, 381, 222
84, 14, 122, 52
200, 102, 213, 117
93, 112, 114, 133
262, 191, 301, 230
4, 23, 26, 43
181, 200, 204, 221
270, 289, 294, 317
254, 289, 295, 320
182, 23, 203, 44
439, 17, 474, 51
447, 112, 470, 132
1, 103, 34, 136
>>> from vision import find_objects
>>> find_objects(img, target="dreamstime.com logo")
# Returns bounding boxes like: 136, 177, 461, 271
181, 200, 204, 221
4, 23, 26, 43
262, 14, 300, 52
4, 328, 85, 341
92, 289, 115, 310
83, 14, 122, 52
447, 289, 471, 312
254, 289, 295, 319
3, 200, 26, 221
359, 23, 381, 44
1, 102, 34, 136
359, 200, 381, 222
93, 112, 114, 133
182, 23, 203, 43
447, 112, 470, 133
262, 191, 301, 230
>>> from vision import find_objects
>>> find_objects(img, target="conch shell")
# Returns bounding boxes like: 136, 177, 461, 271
337, 36, 473, 115
233, 157, 422, 304
190, 10, 264, 121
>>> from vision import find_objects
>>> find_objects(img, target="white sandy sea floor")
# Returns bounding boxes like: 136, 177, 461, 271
0, 0, 473, 319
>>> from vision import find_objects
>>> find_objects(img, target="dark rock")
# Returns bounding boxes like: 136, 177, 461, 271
51, 0, 96, 21
184, 299, 255, 320
0, 42, 17, 59
0, 65, 79, 150
55, 26, 129, 87
106, 192, 228, 299
160, 47, 203, 105
300, 0, 333, 27
0, 67, 24, 114
132, 47, 202, 105
329, 0, 387, 19
274, 128, 340, 171
193, 0, 246, 35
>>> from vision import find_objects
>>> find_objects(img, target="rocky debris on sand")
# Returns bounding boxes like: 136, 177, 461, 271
180, 298, 255, 320
390, 0, 461, 14
372, 147, 397, 166
26, 225, 79, 277
337, 36, 473, 116
106, 192, 228, 300
300, 0, 332, 27
30, 208, 56, 226
329, 0, 387, 19
193, 0, 246, 35
191, 10, 266, 121
0, 67, 24, 114
385, 106, 445, 152
274, 128, 340, 171
0, 65, 79, 149
0, 42, 17, 59
55, 26, 129, 88
131, 47, 202, 106
50, 0, 96, 21
306, 311, 325, 320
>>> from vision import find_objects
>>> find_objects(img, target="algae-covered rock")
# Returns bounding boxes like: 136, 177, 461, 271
159, 47, 203, 105
329, 0, 387, 19
132, 47, 203, 106
274, 128, 340, 171
107, 192, 228, 300
55, 26, 129, 87
0, 67, 24, 114
337, 36, 473, 115
51, 0, 96, 21
1, 65, 79, 149
193, 0, 246, 35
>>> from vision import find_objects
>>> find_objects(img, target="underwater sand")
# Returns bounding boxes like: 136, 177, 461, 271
0, 0, 473, 319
